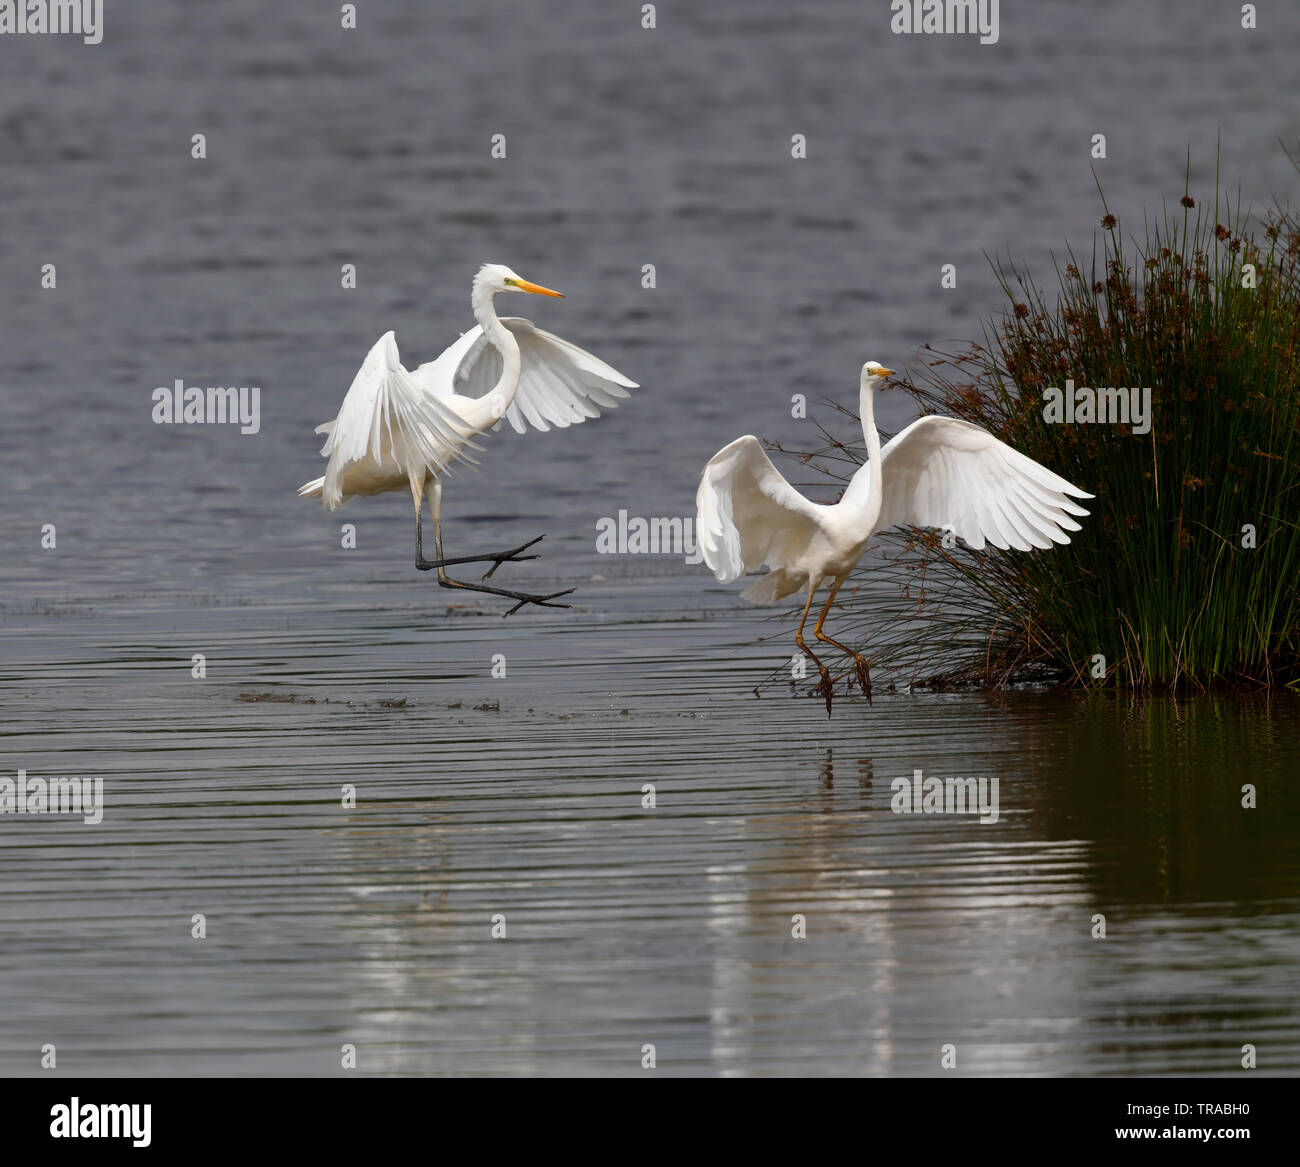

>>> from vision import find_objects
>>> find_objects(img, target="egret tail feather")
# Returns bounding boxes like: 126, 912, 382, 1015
741, 569, 803, 605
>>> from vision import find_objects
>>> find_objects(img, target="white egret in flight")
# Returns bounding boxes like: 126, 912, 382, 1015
299, 264, 637, 614
696, 362, 1093, 711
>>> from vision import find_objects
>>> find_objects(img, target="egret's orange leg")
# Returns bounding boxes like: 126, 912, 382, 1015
794, 585, 834, 715
813, 578, 871, 696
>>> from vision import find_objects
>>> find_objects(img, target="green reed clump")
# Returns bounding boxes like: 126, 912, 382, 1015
819, 177, 1300, 689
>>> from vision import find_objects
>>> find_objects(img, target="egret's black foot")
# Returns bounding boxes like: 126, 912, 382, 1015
481, 535, 546, 581
436, 574, 575, 618
416, 535, 546, 575
500, 587, 576, 617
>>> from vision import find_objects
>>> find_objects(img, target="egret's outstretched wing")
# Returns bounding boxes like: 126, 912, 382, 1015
410, 328, 483, 401
696, 436, 823, 584
317, 332, 482, 509
877, 415, 1093, 551
415, 318, 636, 433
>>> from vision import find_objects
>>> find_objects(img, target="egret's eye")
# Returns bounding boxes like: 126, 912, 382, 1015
503, 278, 516, 286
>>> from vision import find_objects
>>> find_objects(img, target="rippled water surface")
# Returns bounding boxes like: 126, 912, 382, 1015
1, 0, 1298, 1076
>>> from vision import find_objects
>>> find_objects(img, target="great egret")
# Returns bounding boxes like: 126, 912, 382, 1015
298, 264, 637, 614
696, 362, 1093, 711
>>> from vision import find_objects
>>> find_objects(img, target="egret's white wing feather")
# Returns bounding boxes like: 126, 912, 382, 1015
411, 328, 485, 400
317, 332, 482, 509
695, 435, 823, 588
416, 318, 637, 434
877, 415, 1093, 551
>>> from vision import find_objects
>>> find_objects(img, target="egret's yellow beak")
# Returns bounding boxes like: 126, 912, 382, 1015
875, 367, 895, 377
516, 279, 564, 298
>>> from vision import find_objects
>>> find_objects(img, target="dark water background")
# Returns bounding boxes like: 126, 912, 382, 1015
0, 0, 1297, 1075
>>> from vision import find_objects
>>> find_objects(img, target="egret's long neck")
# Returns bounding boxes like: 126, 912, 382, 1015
472, 279, 522, 420
842, 375, 883, 513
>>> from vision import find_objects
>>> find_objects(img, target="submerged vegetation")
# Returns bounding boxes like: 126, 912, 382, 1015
794, 166, 1300, 690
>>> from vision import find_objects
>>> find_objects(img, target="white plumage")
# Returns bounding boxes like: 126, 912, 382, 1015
302, 330, 483, 510
696, 361, 1092, 707
414, 318, 634, 435
298, 264, 637, 614
696, 435, 832, 602
875, 414, 1090, 552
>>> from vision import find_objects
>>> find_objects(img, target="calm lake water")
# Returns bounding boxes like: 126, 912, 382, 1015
1, 0, 1297, 1076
